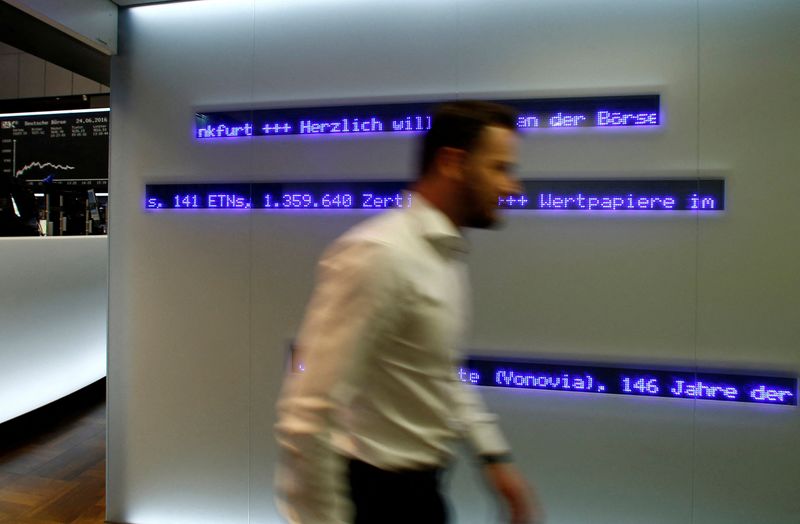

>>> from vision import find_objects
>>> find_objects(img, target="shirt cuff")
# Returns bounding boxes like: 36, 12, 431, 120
480, 452, 514, 464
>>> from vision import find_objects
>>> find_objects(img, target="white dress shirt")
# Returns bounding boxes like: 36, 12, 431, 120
275, 193, 510, 523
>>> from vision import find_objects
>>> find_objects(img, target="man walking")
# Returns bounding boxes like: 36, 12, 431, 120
276, 101, 537, 524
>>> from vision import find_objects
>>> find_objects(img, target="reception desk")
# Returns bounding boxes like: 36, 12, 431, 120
0, 236, 107, 424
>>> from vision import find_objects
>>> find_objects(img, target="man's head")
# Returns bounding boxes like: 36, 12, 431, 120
417, 101, 521, 229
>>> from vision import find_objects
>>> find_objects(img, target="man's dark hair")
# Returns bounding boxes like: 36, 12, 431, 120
419, 100, 518, 177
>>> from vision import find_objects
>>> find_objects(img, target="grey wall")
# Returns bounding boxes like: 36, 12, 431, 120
108, 1, 800, 523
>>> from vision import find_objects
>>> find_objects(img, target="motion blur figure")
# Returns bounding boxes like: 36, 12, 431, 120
275, 101, 540, 524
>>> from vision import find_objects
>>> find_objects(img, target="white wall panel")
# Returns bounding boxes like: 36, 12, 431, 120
692, 1, 800, 522
456, 0, 699, 173
450, 4, 700, 522
109, 1, 800, 523
245, 0, 460, 182
108, 2, 257, 522
0, 237, 107, 424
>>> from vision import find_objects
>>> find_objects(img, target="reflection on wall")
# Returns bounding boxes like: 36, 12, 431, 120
0, 236, 107, 423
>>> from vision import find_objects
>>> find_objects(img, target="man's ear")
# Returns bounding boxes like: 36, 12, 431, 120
433, 147, 466, 182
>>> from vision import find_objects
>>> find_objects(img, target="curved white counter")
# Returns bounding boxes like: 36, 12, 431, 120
0, 236, 107, 424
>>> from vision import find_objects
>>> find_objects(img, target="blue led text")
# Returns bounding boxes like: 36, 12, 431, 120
689, 193, 717, 210
391, 115, 432, 132
622, 376, 660, 395
300, 117, 383, 134
146, 180, 724, 212
262, 122, 292, 134
263, 193, 356, 208
195, 96, 662, 139
597, 111, 658, 126
495, 369, 605, 392
549, 113, 587, 127
750, 385, 794, 403
362, 192, 406, 208
174, 194, 200, 208
516, 115, 540, 129
208, 193, 250, 209
197, 123, 253, 138
670, 380, 738, 400
291, 351, 795, 406
537, 193, 677, 211
458, 368, 481, 384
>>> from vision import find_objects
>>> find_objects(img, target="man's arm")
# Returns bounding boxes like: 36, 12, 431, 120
450, 379, 541, 523
274, 239, 397, 524
483, 460, 538, 524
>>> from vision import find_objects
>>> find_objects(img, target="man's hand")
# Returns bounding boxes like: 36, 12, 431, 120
483, 462, 542, 524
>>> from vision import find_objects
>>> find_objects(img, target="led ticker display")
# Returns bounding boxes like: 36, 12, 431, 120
195, 95, 660, 139
459, 357, 796, 406
291, 351, 796, 406
145, 179, 724, 212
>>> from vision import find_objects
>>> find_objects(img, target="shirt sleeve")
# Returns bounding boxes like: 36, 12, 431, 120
450, 374, 512, 459
274, 238, 398, 524
449, 264, 511, 461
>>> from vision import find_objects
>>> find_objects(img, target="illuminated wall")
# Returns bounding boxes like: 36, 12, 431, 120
107, 1, 800, 523
0, 237, 107, 424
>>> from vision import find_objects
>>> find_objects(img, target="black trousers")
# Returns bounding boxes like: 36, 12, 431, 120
347, 459, 448, 524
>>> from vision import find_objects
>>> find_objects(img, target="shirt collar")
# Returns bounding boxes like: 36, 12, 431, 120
408, 192, 469, 255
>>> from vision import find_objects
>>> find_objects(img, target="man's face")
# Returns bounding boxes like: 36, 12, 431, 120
460, 125, 521, 229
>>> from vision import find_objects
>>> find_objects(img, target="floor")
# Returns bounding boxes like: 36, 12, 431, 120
0, 380, 106, 523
